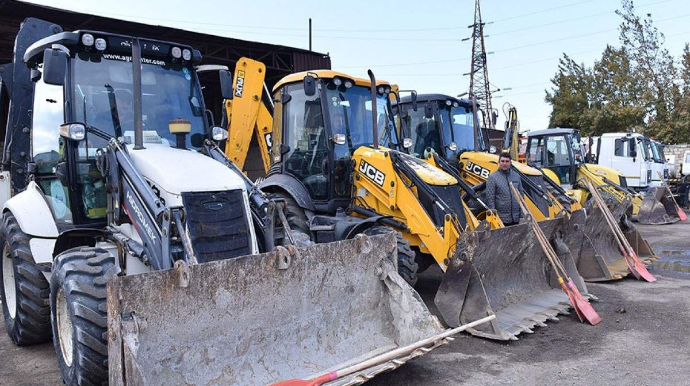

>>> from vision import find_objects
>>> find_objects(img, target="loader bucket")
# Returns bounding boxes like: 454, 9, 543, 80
633, 187, 681, 225
435, 218, 589, 341
107, 234, 447, 386
576, 197, 658, 281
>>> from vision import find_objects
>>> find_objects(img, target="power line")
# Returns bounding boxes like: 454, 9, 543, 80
490, 0, 674, 37
488, 0, 599, 23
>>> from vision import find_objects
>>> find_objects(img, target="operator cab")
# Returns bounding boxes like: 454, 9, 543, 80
395, 94, 485, 163
270, 70, 400, 213
21, 29, 208, 229
526, 128, 582, 187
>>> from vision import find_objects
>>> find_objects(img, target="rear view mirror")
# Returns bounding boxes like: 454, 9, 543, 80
42, 48, 67, 86
304, 74, 316, 97
219, 70, 234, 100
424, 104, 433, 119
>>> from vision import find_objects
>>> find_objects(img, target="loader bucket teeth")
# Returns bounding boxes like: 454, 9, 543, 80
577, 197, 658, 281
107, 234, 447, 385
633, 187, 681, 225
435, 218, 588, 341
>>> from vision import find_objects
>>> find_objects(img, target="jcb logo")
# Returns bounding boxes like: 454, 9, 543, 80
358, 160, 386, 187
235, 70, 245, 98
464, 161, 490, 179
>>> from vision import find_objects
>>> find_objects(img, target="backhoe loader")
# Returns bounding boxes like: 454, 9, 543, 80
392, 94, 590, 277
0, 19, 446, 385
394, 95, 655, 282
525, 128, 659, 281
258, 69, 593, 340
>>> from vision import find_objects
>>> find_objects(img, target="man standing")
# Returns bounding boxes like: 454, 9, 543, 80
485, 152, 524, 226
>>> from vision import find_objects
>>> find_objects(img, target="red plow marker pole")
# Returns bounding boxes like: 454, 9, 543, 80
270, 314, 497, 386
658, 172, 687, 222
510, 185, 601, 326
586, 180, 657, 282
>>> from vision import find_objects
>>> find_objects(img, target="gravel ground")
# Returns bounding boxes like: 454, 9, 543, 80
1, 215, 688, 386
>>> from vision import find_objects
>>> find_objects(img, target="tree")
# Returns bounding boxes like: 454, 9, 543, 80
545, 0, 690, 144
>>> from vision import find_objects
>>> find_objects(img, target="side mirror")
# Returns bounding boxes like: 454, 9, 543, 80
219, 69, 234, 100
304, 75, 316, 97
411, 91, 418, 112
42, 49, 67, 86
492, 110, 498, 126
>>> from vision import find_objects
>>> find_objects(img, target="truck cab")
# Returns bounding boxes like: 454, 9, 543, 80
593, 132, 655, 191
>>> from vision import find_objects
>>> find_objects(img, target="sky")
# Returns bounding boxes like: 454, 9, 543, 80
25, 0, 690, 132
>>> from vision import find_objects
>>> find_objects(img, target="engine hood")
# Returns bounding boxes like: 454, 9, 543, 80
127, 144, 247, 205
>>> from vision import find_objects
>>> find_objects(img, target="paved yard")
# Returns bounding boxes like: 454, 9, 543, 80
1, 215, 688, 385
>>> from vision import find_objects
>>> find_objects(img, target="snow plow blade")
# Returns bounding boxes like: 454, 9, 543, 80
435, 218, 589, 341
107, 233, 447, 386
634, 187, 681, 225
578, 197, 658, 281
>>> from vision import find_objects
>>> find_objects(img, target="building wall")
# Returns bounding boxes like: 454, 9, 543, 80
665, 144, 690, 176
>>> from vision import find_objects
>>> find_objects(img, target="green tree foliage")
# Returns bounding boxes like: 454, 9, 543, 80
546, 0, 690, 143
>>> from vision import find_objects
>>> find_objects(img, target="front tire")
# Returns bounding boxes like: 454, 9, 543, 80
364, 226, 419, 286
0, 212, 52, 345
50, 247, 116, 386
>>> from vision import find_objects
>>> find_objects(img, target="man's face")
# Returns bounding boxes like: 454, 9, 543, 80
498, 156, 511, 171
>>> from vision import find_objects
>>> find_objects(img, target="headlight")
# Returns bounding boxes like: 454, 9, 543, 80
446, 99, 453, 106
344, 80, 353, 88
182, 49, 192, 61
448, 142, 458, 151
333, 77, 342, 86
81, 34, 94, 46
403, 138, 413, 149
212, 126, 228, 141
377, 86, 385, 94
95, 38, 107, 51
171, 47, 182, 59
59, 123, 86, 141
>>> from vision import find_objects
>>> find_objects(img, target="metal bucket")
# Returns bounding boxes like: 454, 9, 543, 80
435, 218, 588, 341
107, 233, 447, 385
633, 187, 681, 225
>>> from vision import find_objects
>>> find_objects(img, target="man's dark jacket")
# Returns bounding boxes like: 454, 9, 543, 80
485, 168, 524, 224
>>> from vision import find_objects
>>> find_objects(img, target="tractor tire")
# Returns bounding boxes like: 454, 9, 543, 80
50, 247, 117, 386
271, 192, 312, 247
0, 213, 52, 345
364, 226, 419, 286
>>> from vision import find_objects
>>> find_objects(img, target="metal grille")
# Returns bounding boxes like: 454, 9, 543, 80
182, 190, 252, 263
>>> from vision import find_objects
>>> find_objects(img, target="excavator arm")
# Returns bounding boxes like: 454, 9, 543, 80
223, 58, 274, 177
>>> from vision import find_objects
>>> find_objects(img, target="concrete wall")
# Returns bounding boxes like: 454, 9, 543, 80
665, 144, 690, 176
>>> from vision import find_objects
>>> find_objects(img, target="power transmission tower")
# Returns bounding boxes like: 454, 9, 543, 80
467, 0, 495, 130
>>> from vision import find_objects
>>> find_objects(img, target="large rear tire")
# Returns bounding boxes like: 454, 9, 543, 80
0, 213, 52, 345
364, 226, 419, 286
50, 247, 117, 386
270, 192, 312, 247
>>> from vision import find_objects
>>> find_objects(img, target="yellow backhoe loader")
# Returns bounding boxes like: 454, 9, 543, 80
393, 95, 655, 282
525, 128, 659, 281
256, 69, 594, 340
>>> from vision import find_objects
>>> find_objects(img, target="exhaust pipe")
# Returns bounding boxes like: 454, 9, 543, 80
368, 69, 379, 149
132, 38, 144, 150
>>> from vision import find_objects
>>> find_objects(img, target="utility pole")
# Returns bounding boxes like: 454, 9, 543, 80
467, 0, 494, 130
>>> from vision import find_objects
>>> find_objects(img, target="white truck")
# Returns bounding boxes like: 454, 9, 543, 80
587, 132, 659, 191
